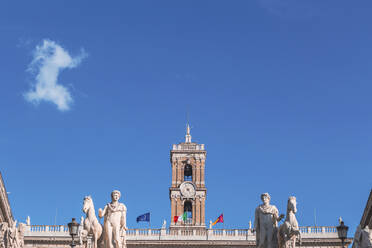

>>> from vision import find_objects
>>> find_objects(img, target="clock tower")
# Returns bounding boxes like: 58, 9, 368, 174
169, 125, 207, 229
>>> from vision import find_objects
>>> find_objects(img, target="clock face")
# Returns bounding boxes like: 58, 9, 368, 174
180, 182, 196, 198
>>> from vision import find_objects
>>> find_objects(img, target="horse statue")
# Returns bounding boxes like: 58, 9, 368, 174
278, 196, 301, 248
354, 225, 372, 248
83, 196, 103, 248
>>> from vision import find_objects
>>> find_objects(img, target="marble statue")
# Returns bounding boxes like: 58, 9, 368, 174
83, 196, 103, 248
354, 225, 372, 248
209, 220, 212, 229
16, 223, 25, 248
0, 221, 25, 248
254, 193, 284, 248
162, 220, 166, 229
7, 221, 18, 248
278, 196, 301, 248
79, 216, 85, 245
99, 190, 127, 248
26, 217, 30, 226
0, 222, 8, 248
338, 217, 343, 225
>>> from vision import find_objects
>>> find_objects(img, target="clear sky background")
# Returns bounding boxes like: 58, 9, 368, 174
1, 0, 371, 234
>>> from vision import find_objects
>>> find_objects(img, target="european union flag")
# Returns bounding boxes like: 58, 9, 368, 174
136, 212, 150, 223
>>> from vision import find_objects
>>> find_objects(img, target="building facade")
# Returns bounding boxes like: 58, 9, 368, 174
359, 190, 372, 229
0, 172, 13, 225
0, 127, 354, 248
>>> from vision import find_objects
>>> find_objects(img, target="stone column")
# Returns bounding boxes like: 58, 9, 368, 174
171, 198, 176, 224
201, 160, 205, 187
172, 161, 176, 187
176, 162, 181, 186
201, 197, 205, 225
192, 161, 196, 183
192, 201, 196, 225
196, 198, 201, 225
181, 163, 185, 183
177, 200, 183, 226
195, 159, 200, 187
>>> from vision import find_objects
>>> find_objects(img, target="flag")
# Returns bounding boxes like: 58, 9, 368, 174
136, 212, 150, 223
212, 214, 223, 226
174, 212, 187, 223
182, 212, 187, 222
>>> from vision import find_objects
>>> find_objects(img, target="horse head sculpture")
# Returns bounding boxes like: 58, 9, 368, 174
278, 196, 301, 248
82, 195, 103, 248
83, 196, 93, 214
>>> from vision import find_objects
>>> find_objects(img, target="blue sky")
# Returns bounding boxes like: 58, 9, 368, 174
1, 0, 371, 234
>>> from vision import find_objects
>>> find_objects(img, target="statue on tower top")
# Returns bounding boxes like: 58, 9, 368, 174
185, 123, 192, 143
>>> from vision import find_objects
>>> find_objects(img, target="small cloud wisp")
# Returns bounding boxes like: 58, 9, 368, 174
24, 39, 87, 111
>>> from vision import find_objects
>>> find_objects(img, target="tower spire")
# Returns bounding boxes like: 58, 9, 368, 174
185, 123, 192, 143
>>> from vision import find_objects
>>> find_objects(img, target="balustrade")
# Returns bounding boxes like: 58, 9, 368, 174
24, 225, 339, 240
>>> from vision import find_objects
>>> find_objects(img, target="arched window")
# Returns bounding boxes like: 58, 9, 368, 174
184, 200, 192, 224
184, 164, 192, 181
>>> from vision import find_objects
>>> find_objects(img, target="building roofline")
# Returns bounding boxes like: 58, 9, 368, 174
0, 171, 14, 224
360, 189, 372, 228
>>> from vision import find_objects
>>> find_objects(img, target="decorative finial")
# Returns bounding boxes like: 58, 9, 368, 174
185, 123, 192, 143
338, 216, 343, 224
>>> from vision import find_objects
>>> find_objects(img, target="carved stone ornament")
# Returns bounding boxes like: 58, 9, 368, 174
179, 182, 196, 199
172, 153, 206, 160
0, 221, 25, 248
196, 191, 205, 199
0, 222, 7, 248
171, 191, 180, 199
354, 225, 372, 248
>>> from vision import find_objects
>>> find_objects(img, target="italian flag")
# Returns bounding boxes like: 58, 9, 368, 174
174, 212, 187, 223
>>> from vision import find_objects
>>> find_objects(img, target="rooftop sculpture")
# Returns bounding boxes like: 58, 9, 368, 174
82, 190, 127, 248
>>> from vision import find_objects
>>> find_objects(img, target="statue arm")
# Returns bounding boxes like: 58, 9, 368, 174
254, 208, 260, 244
277, 213, 285, 221
121, 204, 127, 230
99, 205, 107, 219
254, 208, 259, 230
273, 206, 284, 221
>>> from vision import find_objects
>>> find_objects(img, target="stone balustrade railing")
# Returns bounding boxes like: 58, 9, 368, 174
24, 225, 340, 240
29, 225, 69, 233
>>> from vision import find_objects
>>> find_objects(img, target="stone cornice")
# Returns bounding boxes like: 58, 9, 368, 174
24, 237, 352, 247
0, 172, 13, 224
360, 189, 372, 228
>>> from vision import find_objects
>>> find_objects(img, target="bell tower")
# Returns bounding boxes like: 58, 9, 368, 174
169, 125, 207, 229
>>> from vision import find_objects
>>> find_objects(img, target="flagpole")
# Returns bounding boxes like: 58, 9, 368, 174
223, 213, 225, 230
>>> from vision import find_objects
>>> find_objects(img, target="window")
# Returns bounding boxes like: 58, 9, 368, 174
184, 200, 192, 224
184, 164, 192, 181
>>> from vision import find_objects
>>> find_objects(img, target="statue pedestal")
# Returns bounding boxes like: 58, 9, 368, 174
161, 228, 167, 237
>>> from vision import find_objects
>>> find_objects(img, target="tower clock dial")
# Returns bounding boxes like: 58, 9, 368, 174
180, 182, 196, 198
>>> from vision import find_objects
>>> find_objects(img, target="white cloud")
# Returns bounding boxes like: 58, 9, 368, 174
24, 39, 87, 111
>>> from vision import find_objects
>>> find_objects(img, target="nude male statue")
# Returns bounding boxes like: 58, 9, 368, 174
254, 193, 284, 248
99, 190, 127, 248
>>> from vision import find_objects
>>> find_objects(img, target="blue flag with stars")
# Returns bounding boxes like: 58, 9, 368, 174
136, 212, 150, 223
